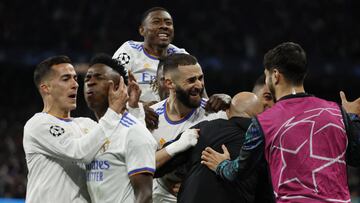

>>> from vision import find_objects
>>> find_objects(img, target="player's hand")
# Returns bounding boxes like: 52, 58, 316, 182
340, 91, 360, 116
201, 145, 230, 172
165, 129, 199, 157
144, 105, 159, 131
108, 76, 128, 114
127, 71, 141, 108
205, 94, 231, 113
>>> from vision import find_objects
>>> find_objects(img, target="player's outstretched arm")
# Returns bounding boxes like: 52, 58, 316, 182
130, 173, 153, 203
201, 120, 265, 181
156, 129, 199, 168
201, 145, 230, 171
23, 108, 122, 163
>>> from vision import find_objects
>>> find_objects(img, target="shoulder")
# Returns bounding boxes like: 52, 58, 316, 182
24, 113, 52, 131
167, 44, 187, 55
151, 99, 166, 115
125, 115, 157, 147
114, 40, 143, 53
73, 117, 97, 125
113, 41, 144, 65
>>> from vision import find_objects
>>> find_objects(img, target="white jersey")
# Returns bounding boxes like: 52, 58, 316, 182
150, 98, 227, 203
23, 109, 121, 203
151, 98, 227, 148
113, 41, 187, 102
86, 112, 157, 203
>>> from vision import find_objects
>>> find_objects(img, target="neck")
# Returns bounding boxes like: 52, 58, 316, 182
275, 84, 305, 101
43, 101, 70, 118
92, 106, 108, 121
166, 94, 194, 120
143, 42, 168, 58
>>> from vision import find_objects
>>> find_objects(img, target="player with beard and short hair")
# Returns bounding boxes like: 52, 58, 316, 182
201, 42, 360, 203
150, 53, 229, 203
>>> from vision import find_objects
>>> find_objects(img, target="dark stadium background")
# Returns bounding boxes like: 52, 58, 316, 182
1, 0, 360, 202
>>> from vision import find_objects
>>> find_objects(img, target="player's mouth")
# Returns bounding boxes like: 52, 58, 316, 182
158, 33, 169, 40
68, 93, 77, 101
86, 90, 94, 96
189, 89, 201, 97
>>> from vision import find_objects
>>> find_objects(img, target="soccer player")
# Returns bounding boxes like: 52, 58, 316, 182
150, 53, 230, 202
252, 74, 274, 110
201, 42, 360, 202
83, 54, 157, 203
151, 59, 169, 101
156, 92, 270, 203
113, 7, 187, 103
23, 55, 127, 202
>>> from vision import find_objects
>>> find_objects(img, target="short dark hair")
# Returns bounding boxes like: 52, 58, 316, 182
252, 74, 266, 92
163, 53, 198, 75
141, 7, 169, 25
89, 53, 128, 85
34, 55, 72, 88
263, 42, 307, 85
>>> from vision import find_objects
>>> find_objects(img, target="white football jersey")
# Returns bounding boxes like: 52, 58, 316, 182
151, 98, 227, 148
150, 98, 227, 202
113, 40, 187, 102
23, 108, 121, 203
86, 112, 157, 203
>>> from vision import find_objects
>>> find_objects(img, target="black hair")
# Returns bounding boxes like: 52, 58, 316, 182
89, 53, 128, 85
34, 55, 72, 88
252, 74, 266, 92
263, 42, 307, 85
141, 7, 169, 25
162, 53, 198, 75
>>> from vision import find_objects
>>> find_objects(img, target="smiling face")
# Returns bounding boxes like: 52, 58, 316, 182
45, 63, 79, 112
169, 64, 204, 108
140, 10, 174, 48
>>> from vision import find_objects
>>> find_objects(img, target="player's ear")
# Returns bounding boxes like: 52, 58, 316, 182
39, 82, 50, 95
164, 77, 174, 90
139, 25, 145, 37
273, 68, 280, 85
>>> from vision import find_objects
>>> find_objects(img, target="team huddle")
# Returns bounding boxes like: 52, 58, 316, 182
23, 7, 360, 203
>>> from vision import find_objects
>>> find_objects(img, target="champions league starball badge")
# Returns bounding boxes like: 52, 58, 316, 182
49, 125, 65, 137
115, 53, 130, 66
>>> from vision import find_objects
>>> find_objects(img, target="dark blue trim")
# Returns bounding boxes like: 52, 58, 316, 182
123, 115, 136, 123
142, 45, 159, 60
163, 100, 196, 125
120, 120, 130, 127
128, 167, 156, 176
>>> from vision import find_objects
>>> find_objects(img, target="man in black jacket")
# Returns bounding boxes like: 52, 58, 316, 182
156, 92, 273, 203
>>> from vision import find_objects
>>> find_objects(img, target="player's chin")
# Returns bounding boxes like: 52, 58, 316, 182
157, 40, 171, 47
68, 103, 77, 111
189, 96, 202, 107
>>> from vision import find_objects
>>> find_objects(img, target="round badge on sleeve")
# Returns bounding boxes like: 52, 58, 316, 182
49, 125, 65, 137
115, 53, 130, 66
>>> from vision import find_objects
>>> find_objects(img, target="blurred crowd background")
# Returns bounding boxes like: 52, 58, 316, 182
1, 0, 360, 201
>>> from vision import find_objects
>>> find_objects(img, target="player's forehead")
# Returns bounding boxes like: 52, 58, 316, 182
51, 63, 76, 77
178, 63, 203, 75
145, 10, 172, 22
87, 64, 112, 75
